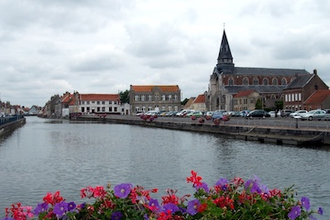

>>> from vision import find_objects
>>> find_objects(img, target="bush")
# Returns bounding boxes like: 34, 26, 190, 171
1, 171, 323, 220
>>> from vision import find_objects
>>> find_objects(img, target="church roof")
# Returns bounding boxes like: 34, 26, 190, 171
233, 67, 310, 76
225, 85, 286, 94
217, 29, 233, 60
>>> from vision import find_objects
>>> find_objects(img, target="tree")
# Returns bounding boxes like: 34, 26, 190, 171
255, 98, 262, 109
181, 98, 189, 106
119, 90, 130, 104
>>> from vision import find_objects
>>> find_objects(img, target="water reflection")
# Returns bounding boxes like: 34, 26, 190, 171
0, 116, 329, 219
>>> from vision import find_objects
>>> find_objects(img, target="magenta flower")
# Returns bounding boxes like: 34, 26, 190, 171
301, 197, 310, 210
288, 206, 301, 220
187, 199, 200, 216
114, 183, 132, 198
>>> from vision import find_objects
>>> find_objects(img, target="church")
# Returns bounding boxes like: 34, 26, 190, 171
206, 29, 312, 112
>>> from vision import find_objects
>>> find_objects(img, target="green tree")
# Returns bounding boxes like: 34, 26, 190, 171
181, 98, 189, 106
255, 98, 262, 109
119, 90, 130, 104
275, 100, 283, 110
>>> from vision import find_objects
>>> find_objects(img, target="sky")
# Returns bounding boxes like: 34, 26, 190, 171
1, 0, 329, 108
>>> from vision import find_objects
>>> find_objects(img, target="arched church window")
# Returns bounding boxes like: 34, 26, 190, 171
253, 77, 259, 85
243, 77, 249, 85
263, 78, 269, 85
228, 77, 234, 86
281, 78, 287, 85
272, 78, 278, 85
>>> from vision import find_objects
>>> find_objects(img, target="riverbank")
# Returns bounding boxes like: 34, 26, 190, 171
74, 115, 330, 146
0, 117, 26, 138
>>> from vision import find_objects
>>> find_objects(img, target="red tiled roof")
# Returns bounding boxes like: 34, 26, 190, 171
80, 94, 119, 101
131, 85, 180, 92
304, 90, 330, 105
61, 94, 75, 105
193, 94, 205, 103
233, 90, 256, 98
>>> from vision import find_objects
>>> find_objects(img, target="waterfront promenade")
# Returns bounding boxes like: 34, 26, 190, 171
76, 114, 330, 146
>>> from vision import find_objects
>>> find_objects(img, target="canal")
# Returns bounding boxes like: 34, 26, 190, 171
0, 116, 329, 219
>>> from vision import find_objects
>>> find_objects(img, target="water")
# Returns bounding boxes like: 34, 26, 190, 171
0, 116, 329, 219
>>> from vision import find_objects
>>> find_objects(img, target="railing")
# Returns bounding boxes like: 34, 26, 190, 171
0, 115, 25, 126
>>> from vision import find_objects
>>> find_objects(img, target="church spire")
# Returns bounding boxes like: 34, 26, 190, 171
216, 28, 234, 73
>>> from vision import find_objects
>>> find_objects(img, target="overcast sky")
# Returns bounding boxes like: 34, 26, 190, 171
1, 0, 329, 107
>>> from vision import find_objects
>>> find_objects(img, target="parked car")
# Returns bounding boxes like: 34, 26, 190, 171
268, 111, 276, 117
289, 110, 308, 118
246, 110, 270, 118
188, 111, 203, 118
239, 110, 250, 117
300, 109, 325, 121
281, 110, 293, 117
212, 110, 225, 120
324, 109, 330, 121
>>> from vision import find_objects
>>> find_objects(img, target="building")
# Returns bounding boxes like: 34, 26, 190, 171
129, 85, 181, 114
207, 29, 311, 111
232, 90, 260, 111
282, 69, 329, 111
189, 94, 206, 112
79, 93, 123, 115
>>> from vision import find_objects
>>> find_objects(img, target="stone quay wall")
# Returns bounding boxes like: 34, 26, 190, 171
76, 115, 330, 146
0, 118, 26, 138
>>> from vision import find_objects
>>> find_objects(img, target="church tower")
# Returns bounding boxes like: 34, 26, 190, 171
216, 29, 234, 74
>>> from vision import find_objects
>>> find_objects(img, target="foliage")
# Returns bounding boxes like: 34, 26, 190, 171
119, 90, 130, 104
1, 171, 323, 220
255, 98, 262, 110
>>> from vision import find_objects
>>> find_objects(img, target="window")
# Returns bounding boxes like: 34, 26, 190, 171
135, 95, 139, 101
155, 95, 159, 101
162, 95, 166, 101
97, 101, 100, 105
253, 77, 259, 85
228, 77, 234, 86
168, 95, 172, 100
148, 95, 152, 101
109, 107, 112, 112
102, 107, 105, 112
87, 101, 90, 104
298, 93, 301, 101
141, 95, 145, 101
102, 101, 105, 104
174, 95, 178, 101
281, 78, 287, 85
272, 78, 278, 85
243, 77, 249, 85
263, 78, 269, 85
114, 107, 117, 112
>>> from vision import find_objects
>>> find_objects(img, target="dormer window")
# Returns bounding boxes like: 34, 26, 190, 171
263, 78, 269, 85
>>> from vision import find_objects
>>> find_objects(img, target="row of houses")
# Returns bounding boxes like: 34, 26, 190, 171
42, 29, 330, 116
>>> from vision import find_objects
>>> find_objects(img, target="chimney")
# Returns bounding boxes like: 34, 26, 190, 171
313, 69, 317, 75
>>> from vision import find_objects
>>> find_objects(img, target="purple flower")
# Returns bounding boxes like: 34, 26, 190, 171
301, 197, 310, 210
148, 198, 161, 212
288, 206, 301, 220
53, 201, 68, 217
195, 182, 209, 193
309, 215, 317, 220
111, 211, 123, 220
67, 201, 76, 211
1, 218, 14, 220
34, 202, 49, 215
318, 207, 323, 215
216, 178, 228, 186
163, 203, 180, 213
114, 183, 132, 198
187, 199, 200, 216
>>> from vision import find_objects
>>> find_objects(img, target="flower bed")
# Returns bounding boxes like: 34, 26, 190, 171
1, 171, 323, 220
